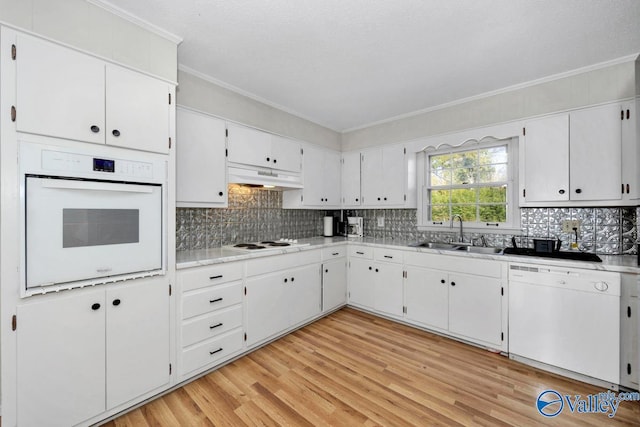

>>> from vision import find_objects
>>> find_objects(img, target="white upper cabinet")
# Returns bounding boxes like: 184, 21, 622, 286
282, 144, 341, 209
176, 108, 228, 207
361, 144, 408, 207
521, 102, 632, 205
14, 31, 172, 154
227, 124, 301, 173
341, 151, 362, 207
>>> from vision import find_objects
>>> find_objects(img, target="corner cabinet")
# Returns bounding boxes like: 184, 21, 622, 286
176, 108, 228, 207
16, 278, 170, 427
14, 31, 172, 154
283, 144, 341, 209
361, 144, 416, 208
521, 102, 636, 205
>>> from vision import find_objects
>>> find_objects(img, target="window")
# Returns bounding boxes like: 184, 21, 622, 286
420, 138, 519, 230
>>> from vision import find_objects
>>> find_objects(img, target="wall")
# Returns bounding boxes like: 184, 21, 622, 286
342, 58, 638, 151
346, 207, 636, 255
176, 70, 341, 150
177, 185, 336, 251
0, 0, 178, 81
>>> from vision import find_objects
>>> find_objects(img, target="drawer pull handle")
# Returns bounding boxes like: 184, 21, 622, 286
384, 255, 393, 259
209, 297, 223, 304
209, 322, 223, 330
209, 275, 223, 280
356, 251, 364, 255
210, 348, 223, 355
332, 252, 339, 256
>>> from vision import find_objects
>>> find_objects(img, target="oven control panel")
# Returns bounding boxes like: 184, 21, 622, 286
41, 150, 153, 179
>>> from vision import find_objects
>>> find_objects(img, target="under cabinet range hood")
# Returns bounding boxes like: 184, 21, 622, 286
228, 164, 303, 189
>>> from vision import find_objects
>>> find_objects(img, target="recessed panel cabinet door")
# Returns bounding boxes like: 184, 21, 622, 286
570, 103, 622, 201
522, 114, 570, 202
106, 279, 170, 409
106, 65, 170, 154
404, 267, 448, 330
17, 290, 106, 427
16, 33, 105, 144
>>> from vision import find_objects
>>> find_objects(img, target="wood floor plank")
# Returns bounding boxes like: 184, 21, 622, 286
103, 308, 640, 426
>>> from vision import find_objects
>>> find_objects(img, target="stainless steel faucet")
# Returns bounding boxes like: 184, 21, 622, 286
450, 214, 464, 243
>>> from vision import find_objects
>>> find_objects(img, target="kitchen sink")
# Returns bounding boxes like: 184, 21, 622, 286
457, 246, 503, 255
411, 242, 461, 250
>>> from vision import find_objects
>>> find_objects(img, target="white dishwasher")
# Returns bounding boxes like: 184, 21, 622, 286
509, 264, 620, 385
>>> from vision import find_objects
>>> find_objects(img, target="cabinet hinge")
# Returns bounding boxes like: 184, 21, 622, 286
621, 110, 625, 121
168, 137, 172, 149
225, 148, 228, 157
169, 284, 172, 296
522, 189, 526, 198
244, 286, 247, 296
627, 363, 632, 375
169, 363, 172, 375
11, 44, 16, 60
225, 128, 228, 137
501, 332, 504, 341
301, 195, 303, 202
622, 184, 625, 194
501, 287, 504, 296
628, 306, 631, 318
403, 270, 407, 278
402, 306, 407, 314
301, 148, 304, 155
404, 147, 406, 154
12, 314, 17, 331
404, 194, 406, 201
522, 127, 526, 136
244, 333, 247, 341
168, 93, 172, 105
627, 109, 630, 120
11, 105, 16, 122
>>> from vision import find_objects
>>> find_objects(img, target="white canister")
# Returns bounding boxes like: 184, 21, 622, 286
323, 216, 333, 237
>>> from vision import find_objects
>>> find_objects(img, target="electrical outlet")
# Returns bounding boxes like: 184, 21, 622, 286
377, 216, 385, 227
561, 219, 581, 233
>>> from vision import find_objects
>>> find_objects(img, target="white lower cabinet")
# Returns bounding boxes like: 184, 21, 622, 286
177, 262, 244, 379
348, 257, 375, 309
322, 246, 348, 312
16, 278, 169, 427
621, 273, 639, 389
404, 267, 449, 330
245, 251, 322, 347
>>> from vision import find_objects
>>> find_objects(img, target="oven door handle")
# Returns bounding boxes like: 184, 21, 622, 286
40, 179, 155, 194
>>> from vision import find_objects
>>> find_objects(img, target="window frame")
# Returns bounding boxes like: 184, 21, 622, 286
417, 136, 521, 233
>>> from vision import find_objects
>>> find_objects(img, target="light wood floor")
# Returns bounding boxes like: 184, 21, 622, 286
104, 308, 640, 426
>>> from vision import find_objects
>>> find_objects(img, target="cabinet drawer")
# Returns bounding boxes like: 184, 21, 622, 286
374, 247, 405, 264
322, 246, 346, 260
246, 249, 321, 277
182, 329, 244, 376
179, 262, 243, 292
182, 305, 243, 347
349, 246, 373, 259
182, 282, 243, 319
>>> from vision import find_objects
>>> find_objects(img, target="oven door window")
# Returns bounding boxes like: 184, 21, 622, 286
25, 176, 162, 289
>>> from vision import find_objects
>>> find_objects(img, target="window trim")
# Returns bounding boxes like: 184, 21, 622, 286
417, 136, 521, 233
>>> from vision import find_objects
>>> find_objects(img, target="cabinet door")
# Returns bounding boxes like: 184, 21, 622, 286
348, 258, 375, 308
621, 100, 637, 199
272, 135, 301, 173
342, 151, 362, 206
404, 267, 449, 330
177, 108, 227, 206
448, 274, 502, 346
569, 103, 622, 201
288, 264, 321, 326
373, 263, 404, 316
245, 273, 287, 346
381, 145, 406, 205
323, 149, 342, 207
522, 114, 570, 202
17, 290, 106, 427
16, 32, 105, 144
227, 124, 272, 168
361, 148, 383, 206
323, 259, 347, 311
106, 279, 170, 409
301, 145, 326, 206
105, 65, 170, 154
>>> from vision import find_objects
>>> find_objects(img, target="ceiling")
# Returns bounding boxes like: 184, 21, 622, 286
105, 0, 640, 132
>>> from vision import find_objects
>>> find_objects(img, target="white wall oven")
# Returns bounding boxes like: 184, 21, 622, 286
19, 140, 167, 295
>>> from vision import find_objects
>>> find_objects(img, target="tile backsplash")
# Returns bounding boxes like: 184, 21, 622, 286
177, 185, 637, 255
177, 184, 335, 250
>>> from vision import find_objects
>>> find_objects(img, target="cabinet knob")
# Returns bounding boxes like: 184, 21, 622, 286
368, 266, 372, 270
375, 268, 379, 273
273, 159, 277, 164
377, 197, 381, 201
626, 184, 630, 194
91, 303, 101, 311
112, 299, 121, 306
451, 281, 456, 287
325, 269, 328, 273
112, 129, 121, 137
559, 189, 565, 194
284, 278, 288, 283
291, 277, 294, 282
355, 198, 359, 202
218, 191, 224, 196
384, 197, 387, 201
266, 157, 270, 162
575, 188, 582, 194
90, 125, 100, 133
440, 279, 445, 284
